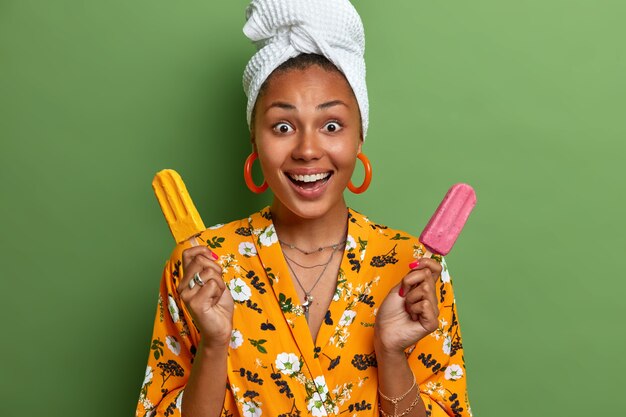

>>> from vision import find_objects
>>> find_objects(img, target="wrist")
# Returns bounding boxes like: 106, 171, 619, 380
374, 340, 407, 365
374, 328, 405, 357
199, 340, 230, 356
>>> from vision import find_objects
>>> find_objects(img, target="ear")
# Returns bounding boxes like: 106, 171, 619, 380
357, 137, 363, 154
250, 133, 258, 153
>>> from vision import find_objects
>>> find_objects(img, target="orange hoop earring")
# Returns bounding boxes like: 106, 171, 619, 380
348, 153, 372, 194
244, 152, 268, 194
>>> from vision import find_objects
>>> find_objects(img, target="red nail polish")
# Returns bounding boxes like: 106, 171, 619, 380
409, 260, 420, 269
211, 251, 219, 260
399, 287, 405, 297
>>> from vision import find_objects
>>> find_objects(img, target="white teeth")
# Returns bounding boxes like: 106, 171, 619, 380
289, 172, 330, 183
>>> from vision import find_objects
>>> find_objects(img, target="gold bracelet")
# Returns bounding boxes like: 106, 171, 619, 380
379, 391, 421, 417
378, 393, 422, 417
378, 375, 417, 417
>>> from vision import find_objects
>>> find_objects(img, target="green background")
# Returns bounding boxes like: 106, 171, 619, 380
1, 0, 624, 415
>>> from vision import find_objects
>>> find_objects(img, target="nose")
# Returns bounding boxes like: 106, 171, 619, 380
291, 128, 323, 161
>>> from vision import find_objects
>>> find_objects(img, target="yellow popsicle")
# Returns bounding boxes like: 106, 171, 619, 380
152, 169, 206, 244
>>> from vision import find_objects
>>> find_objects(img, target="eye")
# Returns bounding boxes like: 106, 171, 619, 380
323, 121, 343, 133
273, 122, 294, 134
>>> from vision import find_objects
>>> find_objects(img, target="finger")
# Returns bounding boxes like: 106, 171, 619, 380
405, 282, 439, 320
407, 299, 439, 332
217, 282, 234, 308
179, 266, 225, 299
184, 256, 222, 284
399, 268, 431, 297
404, 279, 433, 304
179, 254, 223, 292
182, 246, 219, 269
416, 259, 442, 313
188, 279, 225, 312
204, 268, 226, 292
180, 271, 205, 303
413, 258, 442, 282
406, 263, 439, 316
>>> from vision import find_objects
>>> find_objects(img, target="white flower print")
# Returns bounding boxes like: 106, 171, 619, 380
424, 381, 446, 397
242, 400, 262, 417
208, 223, 224, 230
307, 392, 328, 416
443, 335, 452, 355
332, 383, 353, 406
230, 329, 244, 349
295, 372, 307, 385
445, 364, 464, 380
167, 295, 180, 323
259, 224, 278, 246
175, 390, 183, 410
441, 258, 450, 283
339, 310, 357, 327
431, 318, 449, 341
238, 241, 257, 257
314, 375, 329, 401
345, 234, 356, 251
165, 335, 181, 356
228, 278, 252, 302
275, 352, 301, 375
292, 304, 305, 317
143, 366, 153, 386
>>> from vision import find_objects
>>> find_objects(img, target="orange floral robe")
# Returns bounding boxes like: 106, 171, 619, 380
137, 207, 472, 417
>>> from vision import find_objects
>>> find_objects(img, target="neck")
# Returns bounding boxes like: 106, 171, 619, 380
270, 200, 349, 250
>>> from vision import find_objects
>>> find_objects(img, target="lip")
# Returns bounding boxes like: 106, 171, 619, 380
284, 168, 333, 176
283, 169, 333, 199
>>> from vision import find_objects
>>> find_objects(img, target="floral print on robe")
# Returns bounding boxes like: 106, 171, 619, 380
137, 207, 472, 417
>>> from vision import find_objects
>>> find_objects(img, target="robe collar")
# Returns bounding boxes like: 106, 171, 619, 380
247, 206, 373, 377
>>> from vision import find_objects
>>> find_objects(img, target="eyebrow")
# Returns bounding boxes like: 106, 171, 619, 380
316, 100, 349, 110
265, 101, 296, 113
265, 99, 349, 113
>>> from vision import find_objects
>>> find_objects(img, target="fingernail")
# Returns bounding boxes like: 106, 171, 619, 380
399, 287, 405, 297
409, 260, 420, 269
211, 251, 219, 260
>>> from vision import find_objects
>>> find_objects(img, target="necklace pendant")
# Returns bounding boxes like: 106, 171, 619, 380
302, 294, 314, 321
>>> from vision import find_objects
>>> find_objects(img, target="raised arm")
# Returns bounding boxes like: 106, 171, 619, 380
137, 246, 234, 417
374, 258, 471, 417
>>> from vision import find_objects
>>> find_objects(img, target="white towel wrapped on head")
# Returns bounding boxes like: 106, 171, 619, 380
243, 0, 369, 138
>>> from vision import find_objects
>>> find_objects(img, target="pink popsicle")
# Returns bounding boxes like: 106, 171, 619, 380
420, 183, 477, 256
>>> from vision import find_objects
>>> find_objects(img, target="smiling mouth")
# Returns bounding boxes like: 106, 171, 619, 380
287, 172, 332, 190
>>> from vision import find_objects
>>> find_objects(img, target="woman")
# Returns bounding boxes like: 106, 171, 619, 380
137, 1, 471, 416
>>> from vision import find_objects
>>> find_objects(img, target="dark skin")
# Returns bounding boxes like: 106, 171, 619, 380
178, 65, 442, 417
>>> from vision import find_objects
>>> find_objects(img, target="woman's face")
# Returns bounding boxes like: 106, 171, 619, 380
252, 65, 362, 221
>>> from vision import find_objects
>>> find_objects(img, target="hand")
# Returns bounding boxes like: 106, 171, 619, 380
374, 258, 442, 354
178, 246, 234, 349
